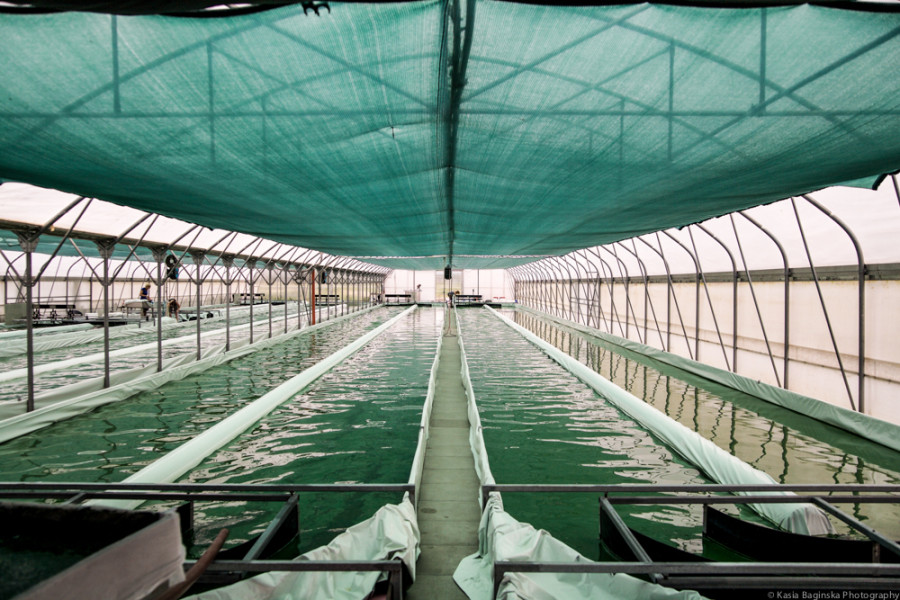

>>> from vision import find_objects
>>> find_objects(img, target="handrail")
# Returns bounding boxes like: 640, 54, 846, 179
487, 482, 900, 599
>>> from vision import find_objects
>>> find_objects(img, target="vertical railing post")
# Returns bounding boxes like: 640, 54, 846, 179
695, 224, 739, 372
246, 259, 257, 341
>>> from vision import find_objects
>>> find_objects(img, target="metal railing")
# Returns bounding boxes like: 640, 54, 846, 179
484, 483, 900, 599
0, 481, 414, 600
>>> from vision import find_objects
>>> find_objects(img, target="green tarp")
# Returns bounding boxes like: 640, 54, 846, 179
1, 2, 899, 268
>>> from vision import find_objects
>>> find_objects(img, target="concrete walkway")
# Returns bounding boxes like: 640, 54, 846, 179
407, 308, 480, 599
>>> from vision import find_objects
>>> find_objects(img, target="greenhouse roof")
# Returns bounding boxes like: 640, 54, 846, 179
1, 0, 899, 270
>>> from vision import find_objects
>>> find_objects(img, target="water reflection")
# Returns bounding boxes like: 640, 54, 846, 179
182, 308, 443, 551
0, 307, 410, 484
510, 309, 900, 541
457, 309, 715, 558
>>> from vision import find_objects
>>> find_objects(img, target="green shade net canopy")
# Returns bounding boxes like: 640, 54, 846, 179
1, 0, 899, 270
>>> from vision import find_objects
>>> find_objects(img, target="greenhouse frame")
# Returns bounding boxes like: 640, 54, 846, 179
1, 0, 900, 598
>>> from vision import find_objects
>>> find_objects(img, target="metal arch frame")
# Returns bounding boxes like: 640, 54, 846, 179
737, 210, 790, 389
568, 250, 593, 328
789, 197, 856, 410
578, 248, 609, 333
513, 263, 537, 312
615, 241, 666, 350
523, 262, 544, 314
586, 246, 626, 338
553, 255, 579, 322
660, 231, 704, 361
687, 225, 733, 372
0, 206, 386, 414
727, 213, 784, 387
802, 193, 867, 414
566, 253, 590, 327
600, 244, 645, 344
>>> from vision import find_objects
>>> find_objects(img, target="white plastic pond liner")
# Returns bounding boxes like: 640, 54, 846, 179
484, 306, 833, 536
92, 305, 417, 511
451, 307, 705, 600
183, 308, 446, 600
408, 312, 444, 508
520, 306, 900, 455
0, 304, 362, 442
187, 499, 419, 600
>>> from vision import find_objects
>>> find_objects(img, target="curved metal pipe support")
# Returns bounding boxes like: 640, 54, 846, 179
682, 227, 731, 369
601, 245, 642, 344
691, 223, 740, 373
730, 213, 784, 387
616, 241, 666, 349
571, 250, 594, 327
568, 251, 592, 328
523, 264, 538, 311
541, 258, 562, 319
662, 231, 702, 361
738, 211, 790, 388
523, 261, 547, 315
586, 247, 626, 338
554, 255, 578, 322
790, 198, 857, 411
579, 248, 608, 331
802, 194, 866, 413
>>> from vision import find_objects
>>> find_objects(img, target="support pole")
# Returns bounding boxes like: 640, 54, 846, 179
151, 247, 167, 372
802, 194, 866, 413
266, 262, 274, 339
223, 256, 234, 352
95, 240, 116, 389
283, 264, 289, 335
790, 198, 856, 411
191, 251, 206, 362
739, 211, 790, 389
16, 231, 39, 411
246, 259, 257, 343
311, 268, 316, 325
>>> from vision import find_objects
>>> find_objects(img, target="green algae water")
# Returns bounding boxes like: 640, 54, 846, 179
0, 307, 443, 550
457, 308, 731, 559
509, 309, 900, 542
181, 307, 443, 552
459, 307, 900, 559
0, 306, 441, 557
0, 306, 406, 482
